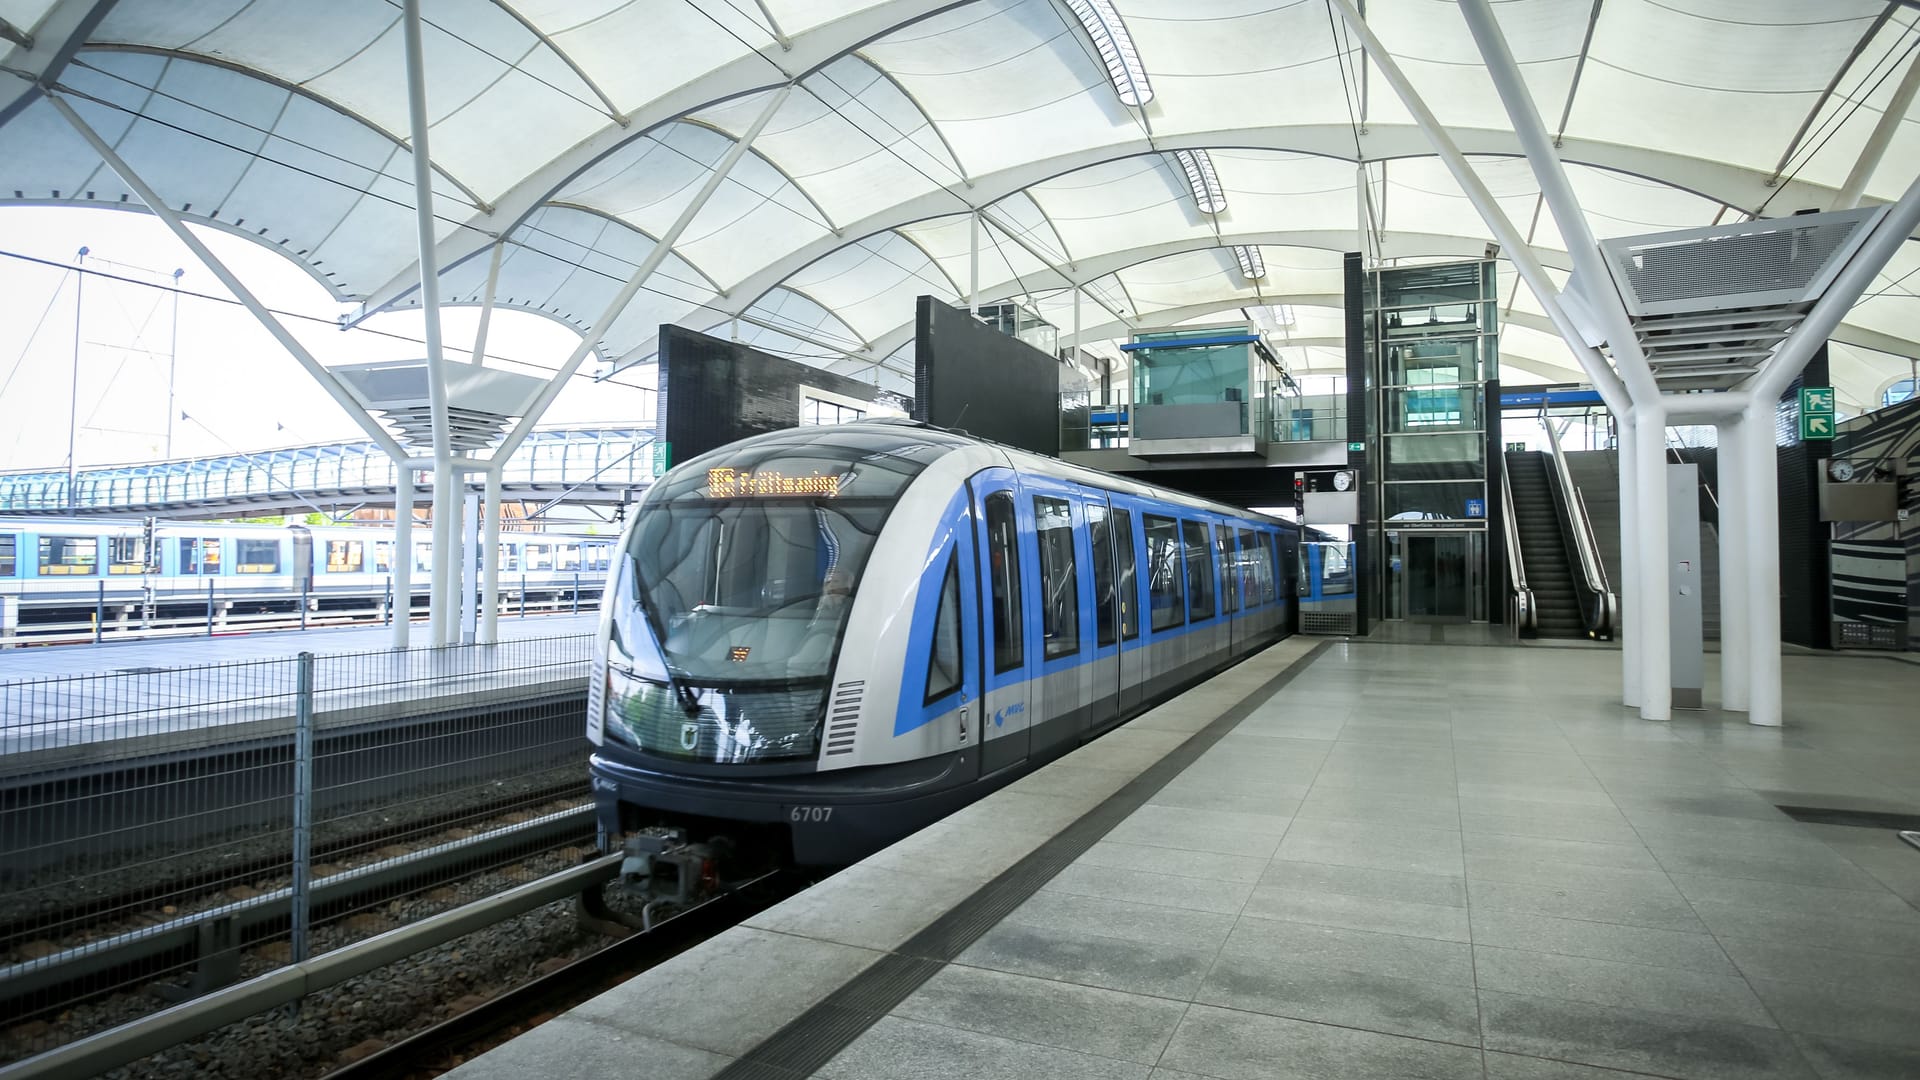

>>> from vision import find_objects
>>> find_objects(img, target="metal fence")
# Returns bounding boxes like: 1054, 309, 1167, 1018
0, 632, 595, 1064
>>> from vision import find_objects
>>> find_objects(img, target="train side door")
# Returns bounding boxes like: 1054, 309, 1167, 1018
970, 470, 1033, 775
1113, 501, 1146, 717
1083, 490, 1120, 735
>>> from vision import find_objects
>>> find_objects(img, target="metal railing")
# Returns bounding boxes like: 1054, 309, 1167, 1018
0, 632, 594, 1064
1500, 463, 1534, 637
0, 426, 657, 514
1542, 411, 1618, 638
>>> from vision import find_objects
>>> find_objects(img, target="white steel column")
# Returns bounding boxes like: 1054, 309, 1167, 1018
492, 86, 792, 465
970, 211, 982, 316
1618, 410, 1641, 708
481, 468, 503, 644
1835, 46, 1920, 211
393, 469, 414, 649
1744, 403, 1782, 726
401, 0, 458, 647
1716, 416, 1750, 712
468, 242, 505, 366
1635, 407, 1671, 721
446, 470, 467, 646
46, 95, 410, 462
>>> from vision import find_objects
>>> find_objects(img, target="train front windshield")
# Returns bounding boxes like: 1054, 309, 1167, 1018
627, 500, 885, 681
605, 425, 963, 764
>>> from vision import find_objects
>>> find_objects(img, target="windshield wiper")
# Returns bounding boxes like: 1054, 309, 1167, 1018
664, 663, 703, 718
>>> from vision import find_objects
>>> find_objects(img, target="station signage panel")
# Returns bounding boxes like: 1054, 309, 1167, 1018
1798, 386, 1835, 441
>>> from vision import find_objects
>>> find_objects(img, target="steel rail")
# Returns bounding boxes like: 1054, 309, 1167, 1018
0, 806, 596, 1019
0, 850, 621, 1080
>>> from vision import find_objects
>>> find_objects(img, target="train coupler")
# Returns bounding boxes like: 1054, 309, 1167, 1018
618, 829, 733, 910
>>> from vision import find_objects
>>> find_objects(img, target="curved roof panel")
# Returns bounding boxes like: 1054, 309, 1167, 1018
0, 0, 1912, 409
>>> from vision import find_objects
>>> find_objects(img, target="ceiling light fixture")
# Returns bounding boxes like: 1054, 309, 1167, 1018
1234, 245, 1266, 280
1064, 0, 1154, 107
1170, 150, 1227, 215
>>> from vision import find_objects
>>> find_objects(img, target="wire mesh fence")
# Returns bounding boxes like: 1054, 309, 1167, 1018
0, 632, 595, 1063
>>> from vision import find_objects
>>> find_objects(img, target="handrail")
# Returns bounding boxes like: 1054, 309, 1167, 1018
1540, 410, 1617, 638
1500, 459, 1535, 637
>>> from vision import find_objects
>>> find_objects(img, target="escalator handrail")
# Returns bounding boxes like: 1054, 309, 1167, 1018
1540, 412, 1617, 638
1500, 458, 1535, 637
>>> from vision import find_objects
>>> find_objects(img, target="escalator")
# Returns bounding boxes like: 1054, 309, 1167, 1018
1507, 453, 1582, 637
1503, 425, 1618, 640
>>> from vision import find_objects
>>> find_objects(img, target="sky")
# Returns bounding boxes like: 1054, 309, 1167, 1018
0, 205, 660, 472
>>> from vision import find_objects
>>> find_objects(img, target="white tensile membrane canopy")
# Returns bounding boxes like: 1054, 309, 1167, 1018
1, 0, 1916, 410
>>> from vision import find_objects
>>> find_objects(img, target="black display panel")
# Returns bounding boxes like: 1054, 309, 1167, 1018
656, 325, 892, 468
912, 296, 1062, 456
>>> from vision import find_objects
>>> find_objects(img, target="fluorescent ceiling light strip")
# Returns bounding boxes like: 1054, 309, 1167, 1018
1064, 0, 1154, 106
1171, 149, 1227, 215
1234, 245, 1266, 280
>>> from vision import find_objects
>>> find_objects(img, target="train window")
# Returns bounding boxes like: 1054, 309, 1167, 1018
1215, 528, 1238, 615
1240, 528, 1272, 605
178, 538, 222, 575
1088, 502, 1116, 648
925, 554, 963, 702
1034, 496, 1080, 660
1182, 520, 1214, 621
1113, 509, 1138, 641
374, 542, 393, 572
108, 537, 146, 575
236, 539, 281, 574
326, 540, 364, 573
1142, 515, 1184, 632
585, 544, 611, 572
0, 534, 15, 577
986, 492, 1024, 672
556, 544, 581, 571
497, 544, 519, 572
415, 543, 432, 572
38, 536, 97, 575
526, 544, 553, 571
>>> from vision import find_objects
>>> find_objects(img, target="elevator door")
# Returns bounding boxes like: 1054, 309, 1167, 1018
1404, 532, 1472, 622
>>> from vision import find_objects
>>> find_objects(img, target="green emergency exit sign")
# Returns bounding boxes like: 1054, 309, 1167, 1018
1798, 387, 1835, 441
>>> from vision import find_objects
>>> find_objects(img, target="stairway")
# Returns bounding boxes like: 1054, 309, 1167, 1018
1563, 450, 1721, 640
1506, 452, 1585, 638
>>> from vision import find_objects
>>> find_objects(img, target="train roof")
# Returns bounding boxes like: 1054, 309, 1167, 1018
655, 420, 1294, 530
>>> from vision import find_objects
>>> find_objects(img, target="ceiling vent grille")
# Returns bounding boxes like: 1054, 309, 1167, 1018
333, 360, 549, 453
1600, 206, 1882, 317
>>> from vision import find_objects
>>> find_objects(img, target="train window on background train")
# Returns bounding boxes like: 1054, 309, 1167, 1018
496, 544, 518, 572
1142, 515, 1184, 632
108, 536, 146, 575
986, 492, 1023, 672
527, 544, 552, 571
1182, 521, 1215, 621
39, 536, 97, 575
1214, 529, 1238, 615
556, 544, 581, 571
178, 538, 210, 574
1034, 496, 1080, 660
374, 542, 393, 572
236, 539, 281, 574
1241, 528, 1273, 604
327, 540, 364, 573
585, 544, 611, 571
1114, 509, 1138, 640
925, 554, 963, 701
0, 534, 15, 576
1088, 503, 1116, 648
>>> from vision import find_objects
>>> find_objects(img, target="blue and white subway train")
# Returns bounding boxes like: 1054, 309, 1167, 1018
588, 421, 1301, 866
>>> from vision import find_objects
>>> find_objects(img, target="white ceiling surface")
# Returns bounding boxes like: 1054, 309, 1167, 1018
2, 0, 1916, 405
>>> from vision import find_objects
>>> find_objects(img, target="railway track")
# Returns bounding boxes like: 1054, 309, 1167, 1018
0, 800, 599, 1030
324, 871, 797, 1080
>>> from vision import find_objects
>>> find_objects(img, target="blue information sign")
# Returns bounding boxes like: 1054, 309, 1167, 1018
1465, 498, 1486, 519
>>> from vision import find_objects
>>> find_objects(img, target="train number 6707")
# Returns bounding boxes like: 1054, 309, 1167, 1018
788, 806, 833, 823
